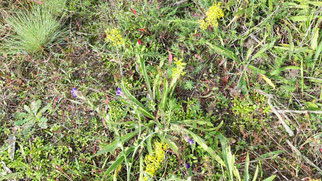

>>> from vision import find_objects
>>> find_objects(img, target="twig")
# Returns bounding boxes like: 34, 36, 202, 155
268, 95, 294, 136
277, 110, 322, 114
286, 140, 322, 174
256, 89, 294, 136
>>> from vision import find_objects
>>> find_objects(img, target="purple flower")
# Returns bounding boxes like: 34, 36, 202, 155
71, 88, 78, 98
188, 138, 194, 145
184, 163, 190, 169
116, 88, 122, 97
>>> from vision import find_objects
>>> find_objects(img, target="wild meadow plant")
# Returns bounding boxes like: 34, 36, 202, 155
4, 3, 65, 54
68, 42, 230, 180
199, 3, 224, 30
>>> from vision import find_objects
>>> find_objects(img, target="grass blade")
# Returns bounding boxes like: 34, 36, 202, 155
207, 42, 239, 63
94, 130, 140, 157
105, 147, 135, 174
244, 153, 250, 181
173, 125, 225, 166
263, 175, 276, 181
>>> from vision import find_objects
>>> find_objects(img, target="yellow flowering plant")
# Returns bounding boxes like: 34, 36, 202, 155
144, 142, 167, 179
105, 28, 125, 46
93, 47, 227, 181
199, 3, 224, 30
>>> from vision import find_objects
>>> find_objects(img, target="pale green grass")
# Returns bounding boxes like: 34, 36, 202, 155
5, 6, 62, 54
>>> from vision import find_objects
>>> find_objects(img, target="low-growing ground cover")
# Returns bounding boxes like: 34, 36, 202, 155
0, 0, 321, 180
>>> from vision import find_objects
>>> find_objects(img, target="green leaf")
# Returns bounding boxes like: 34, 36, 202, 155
244, 153, 250, 181
263, 175, 276, 181
251, 40, 276, 60
311, 22, 319, 50
207, 42, 239, 63
139, 155, 144, 181
137, 55, 153, 101
160, 79, 169, 111
179, 120, 223, 132
0, 172, 21, 181
259, 150, 284, 159
252, 165, 259, 181
120, 82, 154, 119
38, 117, 48, 129
289, 16, 308, 21
280, 66, 301, 71
105, 147, 134, 174
173, 125, 225, 166
94, 130, 140, 157
305, 102, 319, 110
24, 105, 31, 113
248, 65, 266, 74
163, 137, 179, 154
314, 40, 322, 61
147, 136, 153, 154
218, 134, 241, 181
30, 100, 42, 113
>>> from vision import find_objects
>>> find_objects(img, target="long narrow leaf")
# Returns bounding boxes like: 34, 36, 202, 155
120, 82, 155, 119
252, 165, 259, 181
173, 125, 225, 166
263, 175, 276, 181
94, 130, 140, 157
251, 40, 276, 60
137, 55, 153, 100
105, 147, 135, 174
244, 153, 250, 181
207, 42, 240, 63
160, 79, 169, 111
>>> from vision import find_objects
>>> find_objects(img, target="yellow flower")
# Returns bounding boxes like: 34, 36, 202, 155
171, 57, 186, 81
144, 142, 167, 180
198, 20, 208, 30
105, 28, 124, 46
199, 3, 224, 30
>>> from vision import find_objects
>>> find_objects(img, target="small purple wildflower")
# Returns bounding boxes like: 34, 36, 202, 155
188, 138, 194, 145
184, 163, 190, 169
71, 88, 78, 98
116, 88, 122, 97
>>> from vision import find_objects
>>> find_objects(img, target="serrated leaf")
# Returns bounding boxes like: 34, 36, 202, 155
24, 105, 31, 113
38, 118, 48, 129
31, 100, 41, 113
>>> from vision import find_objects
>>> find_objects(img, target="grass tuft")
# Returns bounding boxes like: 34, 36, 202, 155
5, 5, 63, 54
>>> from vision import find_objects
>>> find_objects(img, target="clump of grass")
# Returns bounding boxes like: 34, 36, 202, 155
5, 6, 63, 54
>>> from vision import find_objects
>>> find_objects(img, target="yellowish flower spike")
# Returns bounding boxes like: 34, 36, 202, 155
144, 142, 167, 180
199, 3, 224, 30
171, 57, 186, 81
105, 28, 124, 46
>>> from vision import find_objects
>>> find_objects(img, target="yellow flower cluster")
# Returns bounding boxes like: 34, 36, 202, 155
105, 28, 124, 46
144, 142, 167, 179
199, 3, 224, 30
171, 57, 186, 81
